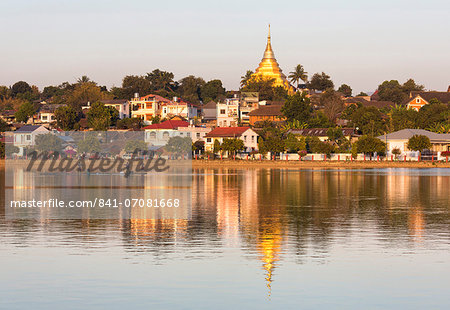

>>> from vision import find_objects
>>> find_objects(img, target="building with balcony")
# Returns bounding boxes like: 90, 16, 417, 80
217, 97, 239, 127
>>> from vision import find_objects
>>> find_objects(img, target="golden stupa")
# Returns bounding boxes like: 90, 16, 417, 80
253, 25, 294, 94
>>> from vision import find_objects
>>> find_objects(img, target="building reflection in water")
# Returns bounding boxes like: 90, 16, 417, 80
2, 168, 450, 295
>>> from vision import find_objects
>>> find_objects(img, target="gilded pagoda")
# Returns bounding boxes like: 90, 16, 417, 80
253, 25, 294, 94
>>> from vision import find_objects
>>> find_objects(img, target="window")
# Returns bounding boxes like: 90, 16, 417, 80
26, 135, 31, 141
187, 132, 191, 137
220, 109, 226, 115
42, 115, 47, 120
416, 98, 420, 103
251, 136, 255, 142
196, 133, 201, 139
51, 116, 55, 120
163, 131, 169, 140
243, 135, 247, 141
149, 132, 156, 140
207, 138, 212, 142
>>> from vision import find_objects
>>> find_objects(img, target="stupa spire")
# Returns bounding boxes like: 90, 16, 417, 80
253, 25, 294, 94
263, 24, 274, 59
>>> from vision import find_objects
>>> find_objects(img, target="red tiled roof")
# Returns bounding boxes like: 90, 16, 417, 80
139, 94, 172, 103
205, 127, 251, 138
142, 120, 189, 130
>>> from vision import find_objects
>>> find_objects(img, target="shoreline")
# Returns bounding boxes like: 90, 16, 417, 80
1, 159, 449, 169
191, 160, 450, 169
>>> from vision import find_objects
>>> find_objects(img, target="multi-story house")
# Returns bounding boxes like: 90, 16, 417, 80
160, 97, 198, 120
239, 92, 259, 124
130, 94, 171, 124
217, 97, 239, 127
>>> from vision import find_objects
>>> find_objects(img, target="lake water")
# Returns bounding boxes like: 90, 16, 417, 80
1, 168, 450, 309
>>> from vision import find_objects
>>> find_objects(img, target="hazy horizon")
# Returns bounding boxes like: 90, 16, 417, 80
1, 0, 449, 95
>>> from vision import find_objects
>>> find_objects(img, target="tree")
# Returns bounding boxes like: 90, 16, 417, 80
165, 136, 192, 155
377, 80, 406, 104
337, 84, 352, 97
149, 115, 162, 124
327, 127, 344, 142
288, 64, 308, 88
0, 118, 10, 132
2, 143, 20, 158
320, 89, 344, 123
54, 105, 78, 130
11, 81, 32, 97
35, 134, 63, 153
213, 139, 221, 154
106, 106, 120, 127
15, 101, 36, 123
284, 134, 306, 153
221, 138, 244, 156
116, 75, 153, 99
200, 79, 226, 102
42, 85, 65, 100
415, 103, 449, 129
77, 134, 101, 154
67, 82, 108, 111
116, 118, 142, 130
178, 75, 205, 104
402, 78, 424, 93
87, 101, 115, 130
307, 72, 334, 91
354, 135, 386, 157
388, 105, 418, 131
307, 137, 335, 156
257, 128, 285, 155
346, 106, 386, 136
377, 79, 424, 104
392, 148, 401, 159
240, 70, 254, 88
0, 85, 10, 100
77, 76, 92, 84
124, 140, 148, 153
240, 75, 277, 101
193, 140, 205, 154
308, 111, 333, 128
146, 69, 176, 92
281, 92, 312, 123
407, 135, 431, 152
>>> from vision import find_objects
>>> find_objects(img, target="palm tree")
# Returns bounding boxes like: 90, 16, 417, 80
240, 70, 254, 88
77, 75, 91, 84
288, 65, 308, 88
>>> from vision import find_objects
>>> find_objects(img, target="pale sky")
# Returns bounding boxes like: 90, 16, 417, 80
1, 0, 449, 95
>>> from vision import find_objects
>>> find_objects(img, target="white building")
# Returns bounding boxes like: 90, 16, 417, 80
37, 104, 64, 123
143, 119, 189, 146
160, 97, 198, 120
204, 127, 259, 153
13, 125, 50, 155
217, 97, 239, 127
178, 125, 212, 142
377, 129, 450, 154
101, 99, 130, 119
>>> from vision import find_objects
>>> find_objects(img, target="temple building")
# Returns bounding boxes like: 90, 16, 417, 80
253, 25, 295, 94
